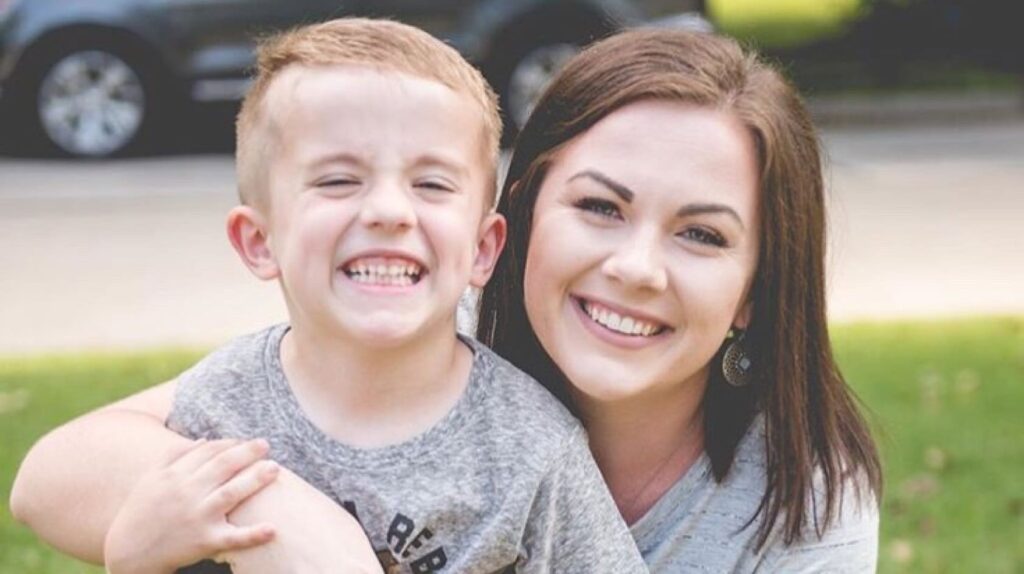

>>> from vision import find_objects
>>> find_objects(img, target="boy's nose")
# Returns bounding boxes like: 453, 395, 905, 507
358, 182, 418, 231
601, 229, 668, 292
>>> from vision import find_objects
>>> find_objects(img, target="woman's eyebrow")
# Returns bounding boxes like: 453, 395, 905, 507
677, 203, 745, 230
567, 170, 634, 202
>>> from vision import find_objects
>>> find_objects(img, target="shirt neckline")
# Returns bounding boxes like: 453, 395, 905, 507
260, 324, 488, 469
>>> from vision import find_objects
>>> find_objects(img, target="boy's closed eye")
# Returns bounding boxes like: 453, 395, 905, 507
314, 177, 360, 188
414, 176, 458, 193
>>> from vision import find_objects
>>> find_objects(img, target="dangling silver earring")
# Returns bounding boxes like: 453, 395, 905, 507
722, 328, 752, 387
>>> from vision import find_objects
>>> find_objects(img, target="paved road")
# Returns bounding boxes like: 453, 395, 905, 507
2, 120, 1022, 355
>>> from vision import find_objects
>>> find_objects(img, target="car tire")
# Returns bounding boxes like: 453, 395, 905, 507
12, 41, 163, 158
502, 41, 581, 131
487, 19, 608, 146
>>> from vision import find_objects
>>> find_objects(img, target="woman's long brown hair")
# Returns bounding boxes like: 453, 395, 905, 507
477, 29, 881, 548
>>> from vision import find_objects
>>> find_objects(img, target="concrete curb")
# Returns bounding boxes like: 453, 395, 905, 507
807, 89, 1024, 126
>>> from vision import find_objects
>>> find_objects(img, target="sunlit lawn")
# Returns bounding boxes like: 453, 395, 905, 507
2, 318, 1022, 572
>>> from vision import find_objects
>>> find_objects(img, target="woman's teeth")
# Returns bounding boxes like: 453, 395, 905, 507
581, 300, 664, 337
344, 258, 423, 286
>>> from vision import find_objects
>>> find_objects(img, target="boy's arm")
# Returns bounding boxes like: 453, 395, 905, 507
10, 380, 184, 563
521, 427, 648, 573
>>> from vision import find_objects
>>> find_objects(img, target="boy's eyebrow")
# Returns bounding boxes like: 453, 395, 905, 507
413, 153, 471, 179
567, 170, 634, 202
307, 152, 366, 171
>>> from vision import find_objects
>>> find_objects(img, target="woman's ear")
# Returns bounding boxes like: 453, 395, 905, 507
733, 299, 753, 330
226, 206, 280, 281
468, 213, 507, 289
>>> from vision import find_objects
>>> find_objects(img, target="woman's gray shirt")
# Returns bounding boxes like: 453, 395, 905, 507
631, 418, 879, 572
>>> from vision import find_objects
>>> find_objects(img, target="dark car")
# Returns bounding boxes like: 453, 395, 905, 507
0, 0, 708, 158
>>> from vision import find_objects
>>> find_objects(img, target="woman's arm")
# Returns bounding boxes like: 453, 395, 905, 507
764, 484, 879, 573
223, 467, 382, 574
10, 381, 382, 573
10, 381, 184, 562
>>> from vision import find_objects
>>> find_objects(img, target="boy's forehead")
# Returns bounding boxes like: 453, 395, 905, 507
262, 64, 494, 171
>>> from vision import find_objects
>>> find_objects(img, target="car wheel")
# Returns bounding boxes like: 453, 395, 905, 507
504, 42, 580, 130
17, 43, 161, 158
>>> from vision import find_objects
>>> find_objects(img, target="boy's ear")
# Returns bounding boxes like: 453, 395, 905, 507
468, 212, 507, 289
226, 206, 279, 281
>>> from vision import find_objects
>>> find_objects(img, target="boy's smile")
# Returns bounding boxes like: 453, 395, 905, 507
340, 252, 426, 289
232, 64, 504, 350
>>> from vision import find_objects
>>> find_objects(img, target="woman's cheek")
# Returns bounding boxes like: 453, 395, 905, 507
672, 259, 751, 327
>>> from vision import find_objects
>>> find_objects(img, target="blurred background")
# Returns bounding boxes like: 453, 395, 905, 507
1, 0, 1022, 572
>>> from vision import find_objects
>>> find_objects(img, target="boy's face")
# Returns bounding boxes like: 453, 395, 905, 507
237, 65, 503, 347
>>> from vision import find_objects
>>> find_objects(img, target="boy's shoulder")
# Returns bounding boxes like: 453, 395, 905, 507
178, 324, 284, 387
169, 324, 285, 427
460, 335, 583, 451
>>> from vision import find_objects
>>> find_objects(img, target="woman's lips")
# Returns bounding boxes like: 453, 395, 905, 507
571, 295, 671, 348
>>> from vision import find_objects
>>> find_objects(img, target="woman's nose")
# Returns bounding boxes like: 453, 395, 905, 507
358, 181, 417, 231
601, 229, 668, 292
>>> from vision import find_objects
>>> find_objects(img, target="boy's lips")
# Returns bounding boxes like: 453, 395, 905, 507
339, 251, 428, 287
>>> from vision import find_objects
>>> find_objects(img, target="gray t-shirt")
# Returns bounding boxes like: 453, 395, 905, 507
167, 325, 646, 574
631, 418, 879, 572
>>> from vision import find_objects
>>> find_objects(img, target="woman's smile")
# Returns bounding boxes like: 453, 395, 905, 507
570, 295, 672, 348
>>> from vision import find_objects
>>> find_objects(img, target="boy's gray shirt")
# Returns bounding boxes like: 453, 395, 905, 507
167, 324, 646, 574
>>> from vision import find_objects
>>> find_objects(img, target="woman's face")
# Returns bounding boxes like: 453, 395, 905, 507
523, 100, 761, 406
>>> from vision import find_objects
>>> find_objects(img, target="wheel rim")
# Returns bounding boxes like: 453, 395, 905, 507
37, 50, 146, 156
507, 43, 579, 128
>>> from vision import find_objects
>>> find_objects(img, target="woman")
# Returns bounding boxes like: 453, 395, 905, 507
477, 28, 881, 570
12, 29, 880, 572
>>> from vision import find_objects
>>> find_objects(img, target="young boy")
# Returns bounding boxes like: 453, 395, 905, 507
78, 18, 645, 573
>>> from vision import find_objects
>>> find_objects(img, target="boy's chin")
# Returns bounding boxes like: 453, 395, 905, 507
336, 316, 449, 348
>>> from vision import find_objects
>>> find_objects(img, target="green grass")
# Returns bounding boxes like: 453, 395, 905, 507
833, 318, 1024, 573
2, 319, 1022, 572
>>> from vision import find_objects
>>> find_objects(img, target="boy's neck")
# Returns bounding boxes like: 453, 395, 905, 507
279, 320, 473, 449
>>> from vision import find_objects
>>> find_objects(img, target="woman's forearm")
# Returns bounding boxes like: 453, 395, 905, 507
223, 467, 383, 574
11, 407, 189, 563
11, 380, 381, 572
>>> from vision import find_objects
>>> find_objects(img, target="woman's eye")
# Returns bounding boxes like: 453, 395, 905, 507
573, 197, 621, 220
680, 226, 727, 247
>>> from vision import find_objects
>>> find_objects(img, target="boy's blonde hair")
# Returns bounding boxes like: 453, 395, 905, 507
236, 18, 502, 207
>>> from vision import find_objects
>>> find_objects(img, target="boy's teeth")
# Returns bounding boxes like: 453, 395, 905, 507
344, 257, 423, 285
582, 300, 663, 337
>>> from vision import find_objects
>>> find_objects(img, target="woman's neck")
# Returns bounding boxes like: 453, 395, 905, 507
578, 378, 707, 525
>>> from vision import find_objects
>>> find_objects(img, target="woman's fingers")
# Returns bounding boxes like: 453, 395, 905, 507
204, 458, 280, 514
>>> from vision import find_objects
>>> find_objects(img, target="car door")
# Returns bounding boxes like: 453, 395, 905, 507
337, 0, 477, 46
159, 0, 357, 80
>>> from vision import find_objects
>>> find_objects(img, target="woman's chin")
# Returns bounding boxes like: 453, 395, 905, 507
562, 364, 654, 405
